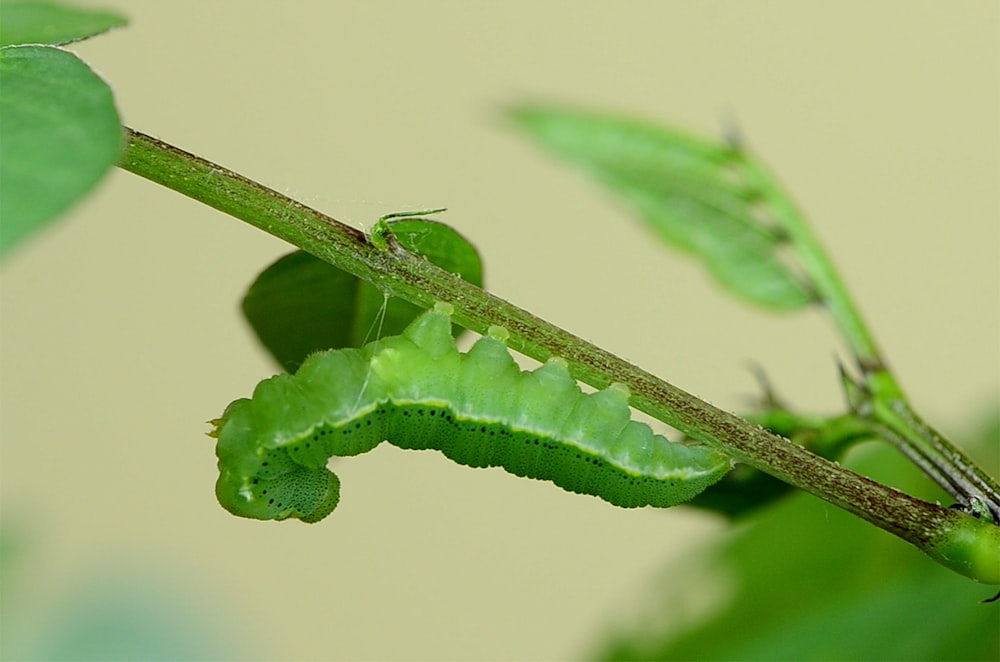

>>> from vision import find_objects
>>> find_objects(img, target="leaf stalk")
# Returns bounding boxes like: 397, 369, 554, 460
738, 153, 1000, 524
118, 127, 999, 583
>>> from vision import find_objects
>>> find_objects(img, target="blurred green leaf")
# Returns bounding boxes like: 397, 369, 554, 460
242, 218, 483, 372
0, 45, 121, 258
510, 105, 813, 310
0, 526, 20, 660
3, 564, 235, 661
592, 424, 1000, 661
31, 578, 229, 661
0, 1, 126, 47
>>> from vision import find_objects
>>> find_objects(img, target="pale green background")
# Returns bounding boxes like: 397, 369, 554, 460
1, 1, 997, 659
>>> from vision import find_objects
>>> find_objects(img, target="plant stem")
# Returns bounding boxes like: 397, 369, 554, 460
738, 155, 1000, 523
117, 127, 999, 582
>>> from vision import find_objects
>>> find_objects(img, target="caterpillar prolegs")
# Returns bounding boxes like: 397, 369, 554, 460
212, 303, 733, 522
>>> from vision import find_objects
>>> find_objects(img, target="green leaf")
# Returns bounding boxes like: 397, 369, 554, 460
242, 218, 484, 372
0, 1, 127, 47
593, 429, 1000, 661
0, 45, 121, 257
510, 105, 813, 310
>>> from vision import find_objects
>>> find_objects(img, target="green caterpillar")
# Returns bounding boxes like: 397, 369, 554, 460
212, 303, 733, 522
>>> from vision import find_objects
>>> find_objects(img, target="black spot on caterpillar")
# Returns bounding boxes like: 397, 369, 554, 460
212, 303, 732, 522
